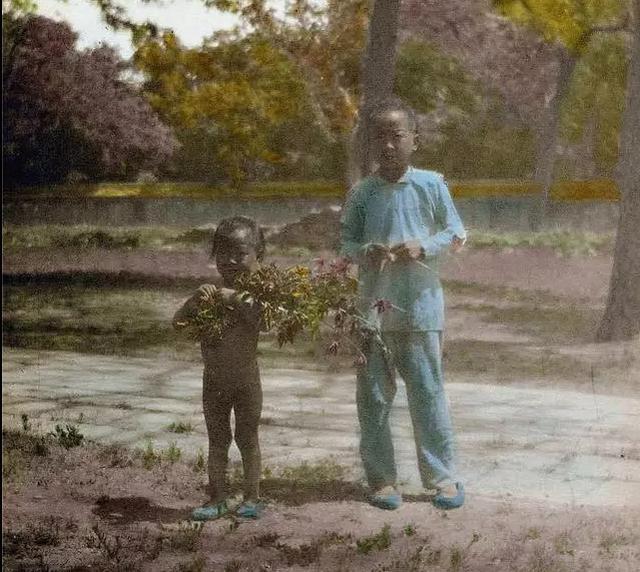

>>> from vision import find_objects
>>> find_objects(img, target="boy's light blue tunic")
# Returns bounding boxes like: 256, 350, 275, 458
341, 167, 466, 490
341, 167, 466, 331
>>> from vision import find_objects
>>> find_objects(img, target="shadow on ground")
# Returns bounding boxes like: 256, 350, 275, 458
93, 496, 191, 525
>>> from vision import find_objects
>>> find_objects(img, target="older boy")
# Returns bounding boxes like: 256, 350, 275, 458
341, 98, 466, 510
173, 216, 265, 520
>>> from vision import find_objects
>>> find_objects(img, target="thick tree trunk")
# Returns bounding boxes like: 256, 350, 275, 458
534, 51, 577, 201
597, 1, 640, 341
348, 0, 402, 184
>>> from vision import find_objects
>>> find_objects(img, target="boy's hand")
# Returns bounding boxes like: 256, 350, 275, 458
390, 240, 424, 261
363, 243, 391, 266
197, 284, 218, 302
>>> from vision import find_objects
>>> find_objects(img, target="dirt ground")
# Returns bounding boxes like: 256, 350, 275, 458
3, 245, 639, 571
3, 431, 639, 572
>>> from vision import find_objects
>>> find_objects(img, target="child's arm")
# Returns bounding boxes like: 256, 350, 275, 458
419, 177, 466, 258
172, 285, 216, 330
341, 186, 391, 267
340, 187, 366, 264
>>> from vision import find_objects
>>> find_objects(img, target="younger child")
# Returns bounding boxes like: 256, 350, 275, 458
173, 216, 265, 520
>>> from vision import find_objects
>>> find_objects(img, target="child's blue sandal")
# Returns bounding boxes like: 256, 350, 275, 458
236, 500, 264, 519
368, 486, 402, 510
432, 482, 465, 510
191, 500, 229, 521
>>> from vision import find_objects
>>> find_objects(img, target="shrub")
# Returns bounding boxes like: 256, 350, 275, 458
50, 424, 84, 449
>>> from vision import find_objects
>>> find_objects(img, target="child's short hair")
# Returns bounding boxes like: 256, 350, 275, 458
369, 96, 418, 132
211, 216, 266, 261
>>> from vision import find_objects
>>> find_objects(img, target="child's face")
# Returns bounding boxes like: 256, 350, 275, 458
215, 229, 259, 284
372, 109, 417, 179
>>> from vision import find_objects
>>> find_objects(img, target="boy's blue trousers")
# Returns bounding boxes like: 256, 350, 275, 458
356, 331, 458, 490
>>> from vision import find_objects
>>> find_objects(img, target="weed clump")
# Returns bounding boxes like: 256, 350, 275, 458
193, 449, 206, 473
279, 458, 345, 486
50, 423, 84, 449
140, 441, 162, 469
356, 524, 392, 555
167, 421, 194, 434
164, 442, 182, 463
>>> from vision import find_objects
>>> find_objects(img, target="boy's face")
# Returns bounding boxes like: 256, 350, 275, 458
372, 109, 417, 180
215, 228, 259, 284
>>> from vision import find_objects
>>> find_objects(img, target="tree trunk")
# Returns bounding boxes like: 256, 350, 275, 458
348, 0, 402, 184
597, 1, 640, 341
533, 50, 577, 201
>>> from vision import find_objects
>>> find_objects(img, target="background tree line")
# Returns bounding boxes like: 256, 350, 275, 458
2, 0, 629, 187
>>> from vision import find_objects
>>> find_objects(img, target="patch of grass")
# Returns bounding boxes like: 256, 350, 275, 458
279, 458, 345, 486
5, 180, 344, 200
2, 283, 180, 356
467, 230, 614, 256
164, 441, 182, 463
455, 301, 600, 344
50, 423, 84, 449
444, 339, 594, 383
403, 524, 417, 537
21, 413, 31, 433
193, 449, 206, 473
356, 524, 392, 555
141, 441, 162, 469
167, 421, 194, 434
449, 545, 465, 571
2, 429, 50, 458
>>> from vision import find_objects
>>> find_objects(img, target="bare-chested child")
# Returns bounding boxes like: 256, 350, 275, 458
173, 216, 265, 521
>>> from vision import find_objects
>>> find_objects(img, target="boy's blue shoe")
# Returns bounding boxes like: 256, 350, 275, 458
236, 500, 264, 519
368, 486, 402, 510
432, 482, 465, 510
191, 501, 228, 521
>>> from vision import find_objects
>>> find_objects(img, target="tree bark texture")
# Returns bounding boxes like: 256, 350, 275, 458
534, 50, 577, 200
349, 0, 402, 184
597, 0, 640, 341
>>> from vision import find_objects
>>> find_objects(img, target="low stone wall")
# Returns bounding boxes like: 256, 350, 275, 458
3, 195, 619, 232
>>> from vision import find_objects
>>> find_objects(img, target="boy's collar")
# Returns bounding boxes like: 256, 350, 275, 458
374, 166, 413, 185
398, 166, 414, 182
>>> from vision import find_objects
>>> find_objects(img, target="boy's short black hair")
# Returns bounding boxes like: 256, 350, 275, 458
211, 216, 266, 261
368, 96, 418, 132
